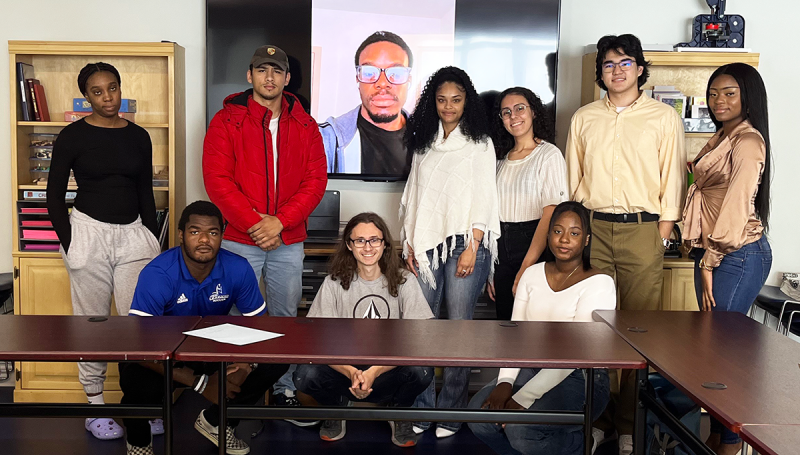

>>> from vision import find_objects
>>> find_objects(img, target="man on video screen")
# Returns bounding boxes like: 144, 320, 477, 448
319, 31, 413, 177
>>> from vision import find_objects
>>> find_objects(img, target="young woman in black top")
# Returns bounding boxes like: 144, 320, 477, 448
46, 62, 161, 441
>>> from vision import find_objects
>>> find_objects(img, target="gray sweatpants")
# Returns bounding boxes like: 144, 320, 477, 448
60, 208, 161, 395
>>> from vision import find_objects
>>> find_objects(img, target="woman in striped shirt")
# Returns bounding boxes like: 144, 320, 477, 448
489, 87, 568, 320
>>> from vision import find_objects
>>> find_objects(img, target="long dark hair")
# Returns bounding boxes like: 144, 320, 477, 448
492, 87, 555, 160
404, 66, 489, 154
77, 62, 121, 95
706, 63, 772, 230
329, 212, 406, 297
548, 201, 592, 271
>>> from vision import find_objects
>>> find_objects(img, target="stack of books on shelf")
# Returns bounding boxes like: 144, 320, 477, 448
16, 62, 50, 122
646, 86, 714, 133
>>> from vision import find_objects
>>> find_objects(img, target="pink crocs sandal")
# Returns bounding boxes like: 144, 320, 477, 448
149, 419, 164, 435
85, 418, 124, 440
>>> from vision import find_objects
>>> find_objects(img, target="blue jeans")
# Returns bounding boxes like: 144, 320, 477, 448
412, 235, 491, 432
693, 236, 772, 444
468, 369, 610, 455
222, 239, 304, 395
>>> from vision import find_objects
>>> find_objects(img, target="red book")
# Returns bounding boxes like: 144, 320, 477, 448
33, 83, 50, 122
25, 78, 40, 121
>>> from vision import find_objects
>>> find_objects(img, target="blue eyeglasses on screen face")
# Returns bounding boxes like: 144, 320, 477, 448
356, 65, 411, 85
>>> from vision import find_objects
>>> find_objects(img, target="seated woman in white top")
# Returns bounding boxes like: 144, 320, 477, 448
468, 201, 616, 455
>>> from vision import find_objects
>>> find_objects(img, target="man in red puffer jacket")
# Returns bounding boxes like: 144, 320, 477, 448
203, 44, 326, 313
203, 45, 326, 412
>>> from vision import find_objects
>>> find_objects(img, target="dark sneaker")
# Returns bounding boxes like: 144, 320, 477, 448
319, 419, 346, 441
126, 441, 155, 455
194, 410, 250, 455
390, 420, 421, 447
274, 393, 320, 427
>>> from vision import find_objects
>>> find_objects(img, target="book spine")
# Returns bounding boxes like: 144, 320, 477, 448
27, 81, 39, 121
33, 84, 50, 122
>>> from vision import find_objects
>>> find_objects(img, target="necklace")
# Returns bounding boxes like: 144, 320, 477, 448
556, 264, 581, 291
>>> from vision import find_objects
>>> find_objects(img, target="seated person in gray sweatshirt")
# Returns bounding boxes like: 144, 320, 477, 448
293, 212, 433, 447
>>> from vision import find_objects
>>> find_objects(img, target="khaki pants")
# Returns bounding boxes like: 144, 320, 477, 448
590, 218, 664, 435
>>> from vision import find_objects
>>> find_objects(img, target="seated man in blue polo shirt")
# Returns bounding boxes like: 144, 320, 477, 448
121, 201, 288, 455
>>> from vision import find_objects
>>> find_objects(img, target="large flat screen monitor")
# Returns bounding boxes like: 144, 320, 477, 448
207, 0, 560, 181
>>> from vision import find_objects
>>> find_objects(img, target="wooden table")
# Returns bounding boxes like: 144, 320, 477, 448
0, 315, 201, 455
175, 316, 648, 455
593, 310, 800, 455
740, 425, 800, 455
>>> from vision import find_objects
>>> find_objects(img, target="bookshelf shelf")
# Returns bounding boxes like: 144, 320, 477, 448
18, 121, 169, 128
9, 40, 185, 404
18, 185, 171, 192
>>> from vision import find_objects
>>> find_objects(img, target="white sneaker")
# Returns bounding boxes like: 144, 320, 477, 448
435, 427, 457, 439
619, 434, 633, 455
412, 425, 425, 435
592, 428, 617, 454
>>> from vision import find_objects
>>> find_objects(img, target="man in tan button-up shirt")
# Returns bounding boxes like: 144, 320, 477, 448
565, 34, 686, 454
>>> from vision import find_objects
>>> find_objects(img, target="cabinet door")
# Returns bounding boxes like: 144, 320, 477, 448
661, 269, 673, 310
17, 257, 120, 396
671, 267, 699, 311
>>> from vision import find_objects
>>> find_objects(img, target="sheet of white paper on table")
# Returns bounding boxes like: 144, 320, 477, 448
183, 323, 284, 346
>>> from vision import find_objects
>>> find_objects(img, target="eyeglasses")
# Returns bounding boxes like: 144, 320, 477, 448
602, 59, 634, 73
349, 237, 385, 248
356, 65, 411, 85
499, 103, 530, 120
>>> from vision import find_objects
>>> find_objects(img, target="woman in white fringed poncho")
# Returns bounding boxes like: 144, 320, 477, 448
400, 66, 500, 438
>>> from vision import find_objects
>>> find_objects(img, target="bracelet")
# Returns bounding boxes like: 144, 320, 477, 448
193, 374, 209, 394
698, 259, 714, 271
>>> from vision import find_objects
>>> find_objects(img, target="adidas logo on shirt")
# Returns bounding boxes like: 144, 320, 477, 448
176, 293, 188, 304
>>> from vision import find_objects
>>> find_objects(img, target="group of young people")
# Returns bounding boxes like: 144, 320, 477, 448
45, 30, 773, 455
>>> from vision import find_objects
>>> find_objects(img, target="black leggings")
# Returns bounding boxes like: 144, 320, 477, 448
494, 220, 553, 320
119, 361, 289, 447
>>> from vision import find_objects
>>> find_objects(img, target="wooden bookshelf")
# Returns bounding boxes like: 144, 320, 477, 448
8, 41, 185, 403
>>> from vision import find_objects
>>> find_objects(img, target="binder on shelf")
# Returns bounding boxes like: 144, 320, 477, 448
16, 62, 34, 121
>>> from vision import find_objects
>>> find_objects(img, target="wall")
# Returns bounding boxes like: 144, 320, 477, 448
1, 0, 797, 284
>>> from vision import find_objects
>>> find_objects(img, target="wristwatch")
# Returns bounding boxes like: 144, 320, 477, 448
662, 238, 671, 248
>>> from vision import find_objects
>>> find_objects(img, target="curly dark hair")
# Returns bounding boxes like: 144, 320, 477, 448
329, 212, 406, 297
594, 34, 650, 91
77, 62, 121, 95
404, 66, 490, 154
492, 87, 555, 160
